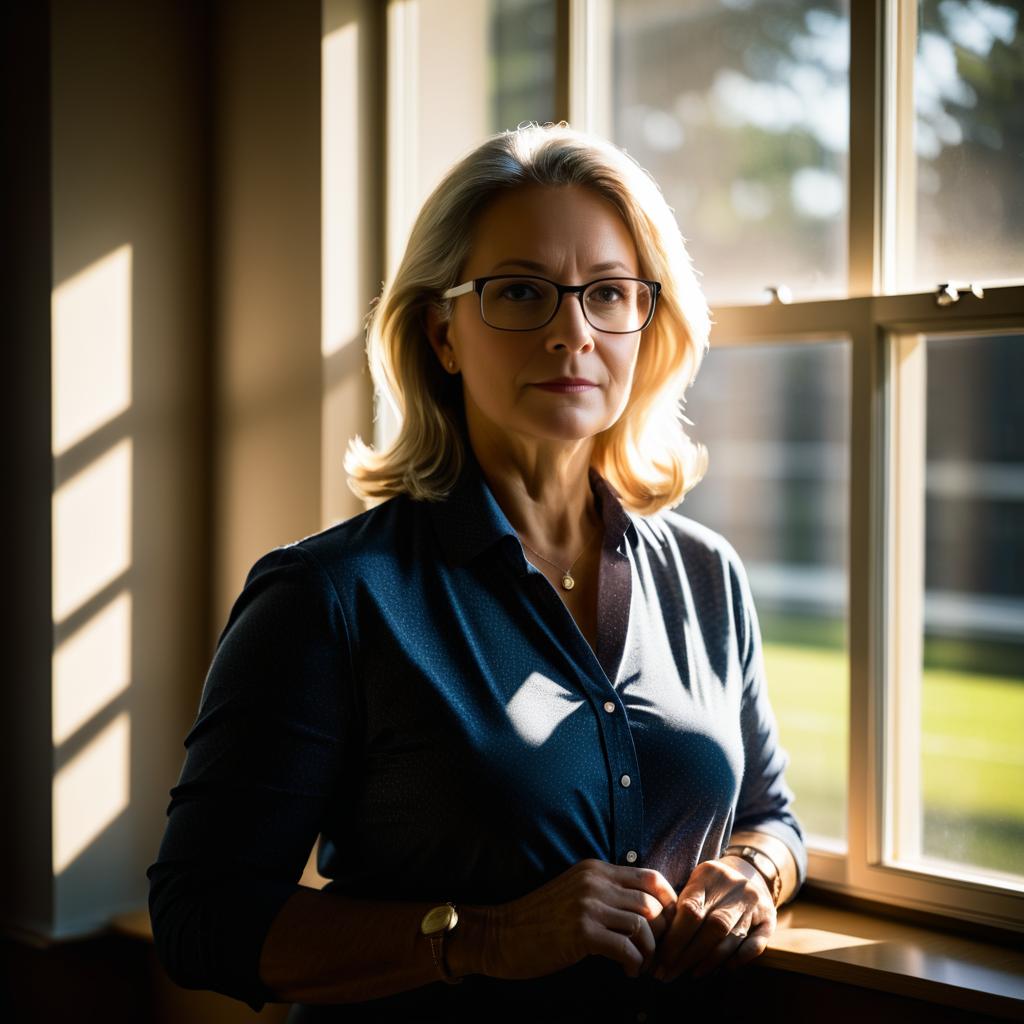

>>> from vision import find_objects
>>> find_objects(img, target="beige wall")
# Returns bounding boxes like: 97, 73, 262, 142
321, 0, 381, 530
46, 0, 210, 936
4, 0, 376, 943
3, 0, 56, 942
211, 0, 326, 628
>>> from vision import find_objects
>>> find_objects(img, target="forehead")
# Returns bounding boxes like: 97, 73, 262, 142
464, 184, 640, 276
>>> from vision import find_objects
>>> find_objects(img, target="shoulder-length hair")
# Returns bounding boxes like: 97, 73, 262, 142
345, 122, 710, 516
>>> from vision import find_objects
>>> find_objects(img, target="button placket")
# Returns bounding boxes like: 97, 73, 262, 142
605, 709, 643, 866
523, 541, 643, 877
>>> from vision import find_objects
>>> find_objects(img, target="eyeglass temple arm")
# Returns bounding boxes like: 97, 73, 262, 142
442, 281, 475, 299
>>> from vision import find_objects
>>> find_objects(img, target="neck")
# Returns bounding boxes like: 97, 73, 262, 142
465, 412, 599, 562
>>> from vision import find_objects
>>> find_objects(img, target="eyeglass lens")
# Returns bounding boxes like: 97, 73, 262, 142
480, 277, 653, 332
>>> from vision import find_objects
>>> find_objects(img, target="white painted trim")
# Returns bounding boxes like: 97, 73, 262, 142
568, 0, 612, 135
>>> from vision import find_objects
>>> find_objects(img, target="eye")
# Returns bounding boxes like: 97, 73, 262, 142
497, 279, 546, 302
588, 283, 628, 305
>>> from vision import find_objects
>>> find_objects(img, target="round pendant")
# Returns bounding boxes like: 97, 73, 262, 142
561, 574, 575, 591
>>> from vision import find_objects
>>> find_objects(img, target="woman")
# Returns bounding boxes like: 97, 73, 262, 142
147, 123, 806, 1022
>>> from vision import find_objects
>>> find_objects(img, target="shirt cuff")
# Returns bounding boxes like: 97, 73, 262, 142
148, 861, 303, 1012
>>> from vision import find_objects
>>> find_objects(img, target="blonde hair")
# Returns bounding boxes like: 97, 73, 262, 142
345, 123, 709, 515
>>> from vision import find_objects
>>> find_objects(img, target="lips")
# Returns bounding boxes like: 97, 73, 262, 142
532, 377, 598, 393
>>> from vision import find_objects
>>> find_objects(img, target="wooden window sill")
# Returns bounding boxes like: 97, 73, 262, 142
762, 893, 1024, 1020
112, 894, 1024, 1019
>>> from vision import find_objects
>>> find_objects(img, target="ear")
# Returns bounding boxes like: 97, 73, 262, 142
424, 302, 456, 371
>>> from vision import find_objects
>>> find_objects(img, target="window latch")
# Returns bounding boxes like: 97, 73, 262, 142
764, 284, 792, 305
935, 282, 985, 307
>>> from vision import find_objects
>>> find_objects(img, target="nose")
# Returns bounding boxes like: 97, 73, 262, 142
543, 291, 595, 355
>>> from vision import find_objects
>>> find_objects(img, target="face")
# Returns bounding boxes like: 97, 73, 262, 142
429, 184, 646, 449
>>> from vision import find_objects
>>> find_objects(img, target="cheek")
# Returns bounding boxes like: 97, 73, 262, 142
604, 345, 642, 413
608, 342, 642, 387
454, 324, 532, 384
458, 341, 534, 417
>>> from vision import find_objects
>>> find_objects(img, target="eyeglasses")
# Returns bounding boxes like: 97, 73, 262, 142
442, 275, 661, 334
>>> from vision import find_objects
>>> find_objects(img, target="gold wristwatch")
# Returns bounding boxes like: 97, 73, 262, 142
723, 844, 783, 906
420, 903, 463, 984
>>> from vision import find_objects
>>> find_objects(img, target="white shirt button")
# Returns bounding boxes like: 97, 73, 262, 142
603, 701, 615, 713
620, 774, 631, 788
625, 850, 638, 863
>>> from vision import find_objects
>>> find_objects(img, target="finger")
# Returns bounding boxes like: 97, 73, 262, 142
663, 904, 741, 981
652, 893, 748, 983
725, 918, 772, 971
691, 929, 748, 979
612, 866, 677, 910
649, 907, 674, 944
649, 891, 707, 979
601, 907, 657, 965
580, 918, 645, 979
609, 881, 671, 923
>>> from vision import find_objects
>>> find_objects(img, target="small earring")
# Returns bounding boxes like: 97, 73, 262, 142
447, 359, 456, 371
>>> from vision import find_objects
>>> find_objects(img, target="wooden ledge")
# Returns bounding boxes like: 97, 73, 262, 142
111, 909, 153, 942
112, 900, 1024, 1019
763, 897, 1024, 1020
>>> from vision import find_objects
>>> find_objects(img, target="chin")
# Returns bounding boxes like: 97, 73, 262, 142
521, 411, 614, 442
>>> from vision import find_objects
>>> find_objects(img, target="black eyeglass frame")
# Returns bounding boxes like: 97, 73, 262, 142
442, 274, 662, 334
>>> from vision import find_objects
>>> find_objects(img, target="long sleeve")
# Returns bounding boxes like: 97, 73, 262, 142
727, 547, 809, 891
147, 545, 353, 1012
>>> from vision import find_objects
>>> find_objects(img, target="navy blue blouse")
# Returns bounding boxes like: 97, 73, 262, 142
147, 449, 806, 1017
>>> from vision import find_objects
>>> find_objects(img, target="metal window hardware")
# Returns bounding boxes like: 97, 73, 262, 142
765, 284, 792, 305
935, 282, 985, 307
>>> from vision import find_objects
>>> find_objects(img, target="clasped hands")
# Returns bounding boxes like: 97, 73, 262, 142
484, 856, 776, 984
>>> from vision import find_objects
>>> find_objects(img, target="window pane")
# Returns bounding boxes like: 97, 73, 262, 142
910, 1, 1024, 289
680, 341, 851, 845
399, 1, 557, 214
612, 0, 850, 305
919, 332, 1024, 881
490, 0, 557, 131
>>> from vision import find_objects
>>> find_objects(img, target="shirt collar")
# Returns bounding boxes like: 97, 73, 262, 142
427, 445, 638, 570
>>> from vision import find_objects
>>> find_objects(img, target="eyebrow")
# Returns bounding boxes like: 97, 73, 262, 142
488, 258, 636, 275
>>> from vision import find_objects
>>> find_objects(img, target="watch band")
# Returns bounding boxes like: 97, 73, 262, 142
724, 844, 783, 907
427, 932, 460, 984
420, 902, 463, 985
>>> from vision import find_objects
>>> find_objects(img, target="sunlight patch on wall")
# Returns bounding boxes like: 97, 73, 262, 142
52, 438, 133, 623
51, 245, 133, 457
53, 591, 131, 746
52, 711, 130, 875
322, 20, 361, 357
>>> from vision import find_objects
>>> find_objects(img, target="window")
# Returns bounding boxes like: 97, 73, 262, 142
387, 0, 1024, 931
612, 0, 850, 304
680, 339, 851, 849
597, 0, 1024, 929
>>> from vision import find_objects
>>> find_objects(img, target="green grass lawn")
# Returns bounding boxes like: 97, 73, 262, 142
762, 635, 1024, 877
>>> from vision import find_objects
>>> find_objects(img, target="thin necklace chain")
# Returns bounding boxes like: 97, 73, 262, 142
518, 522, 601, 591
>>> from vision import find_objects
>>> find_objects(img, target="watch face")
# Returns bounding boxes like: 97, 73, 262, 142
421, 904, 457, 935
